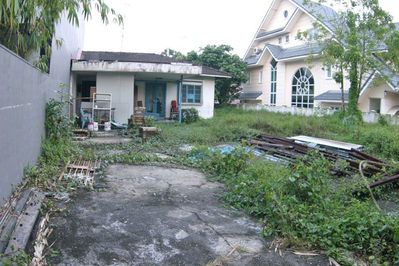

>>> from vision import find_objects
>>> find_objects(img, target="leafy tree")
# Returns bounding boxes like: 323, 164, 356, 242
164, 45, 247, 104
190, 45, 248, 104
303, 0, 399, 119
0, 0, 123, 71
161, 48, 186, 61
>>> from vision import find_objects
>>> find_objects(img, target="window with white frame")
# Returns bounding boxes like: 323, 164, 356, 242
246, 71, 251, 84
285, 35, 290, 43
182, 83, 202, 104
291, 68, 314, 108
258, 70, 263, 84
325, 65, 333, 79
308, 28, 319, 41
270, 59, 277, 105
278, 37, 282, 44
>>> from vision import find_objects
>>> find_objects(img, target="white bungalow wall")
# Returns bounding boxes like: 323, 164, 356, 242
96, 72, 134, 124
191, 78, 215, 119
132, 79, 215, 120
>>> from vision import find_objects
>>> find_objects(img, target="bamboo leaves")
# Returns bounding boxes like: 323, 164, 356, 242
0, 0, 123, 71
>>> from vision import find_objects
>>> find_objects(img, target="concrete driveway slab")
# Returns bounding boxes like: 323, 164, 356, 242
49, 165, 328, 266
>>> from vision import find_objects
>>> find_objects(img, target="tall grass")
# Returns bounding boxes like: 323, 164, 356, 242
159, 106, 399, 160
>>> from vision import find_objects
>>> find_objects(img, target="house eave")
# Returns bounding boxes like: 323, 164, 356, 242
200, 74, 231, 79
71, 60, 203, 75
315, 100, 348, 103
278, 53, 321, 62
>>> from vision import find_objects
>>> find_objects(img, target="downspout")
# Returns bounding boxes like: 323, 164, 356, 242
179, 75, 183, 123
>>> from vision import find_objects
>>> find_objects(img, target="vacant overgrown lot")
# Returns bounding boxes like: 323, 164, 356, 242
155, 107, 399, 265
21, 105, 399, 266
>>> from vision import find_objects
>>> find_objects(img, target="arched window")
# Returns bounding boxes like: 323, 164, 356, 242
291, 68, 314, 108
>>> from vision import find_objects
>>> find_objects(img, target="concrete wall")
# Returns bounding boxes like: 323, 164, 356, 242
0, 15, 84, 203
243, 104, 399, 125
51, 14, 85, 87
96, 72, 135, 124
0, 45, 60, 203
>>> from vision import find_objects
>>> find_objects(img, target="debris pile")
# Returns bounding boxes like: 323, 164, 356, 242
72, 129, 89, 141
250, 135, 399, 189
62, 160, 101, 188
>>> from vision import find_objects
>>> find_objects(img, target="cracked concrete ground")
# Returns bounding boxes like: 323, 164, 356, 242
49, 165, 328, 266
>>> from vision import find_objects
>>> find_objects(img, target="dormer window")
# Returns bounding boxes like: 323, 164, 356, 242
284, 10, 289, 18
325, 65, 333, 79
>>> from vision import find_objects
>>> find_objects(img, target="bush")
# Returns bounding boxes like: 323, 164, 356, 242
195, 150, 399, 265
25, 97, 77, 190
45, 98, 74, 140
182, 108, 199, 124
359, 127, 399, 159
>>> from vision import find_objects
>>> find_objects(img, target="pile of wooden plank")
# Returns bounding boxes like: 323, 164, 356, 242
62, 160, 101, 188
250, 135, 399, 189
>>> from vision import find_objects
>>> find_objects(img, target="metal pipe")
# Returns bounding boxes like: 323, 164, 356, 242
179, 75, 183, 124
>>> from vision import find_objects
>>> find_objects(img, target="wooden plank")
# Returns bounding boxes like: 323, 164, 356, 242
369, 173, 399, 189
0, 190, 32, 253
5, 191, 44, 254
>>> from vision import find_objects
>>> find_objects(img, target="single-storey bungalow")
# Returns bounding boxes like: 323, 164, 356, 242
70, 51, 230, 125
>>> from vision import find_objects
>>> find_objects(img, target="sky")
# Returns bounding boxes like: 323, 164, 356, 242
83, 0, 399, 57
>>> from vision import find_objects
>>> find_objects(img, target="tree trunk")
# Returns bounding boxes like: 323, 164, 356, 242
348, 61, 360, 117
340, 66, 345, 112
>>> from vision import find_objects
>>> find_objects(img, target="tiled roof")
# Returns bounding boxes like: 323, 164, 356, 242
256, 27, 285, 39
81, 51, 177, 64
315, 90, 348, 102
245, 43, 323, 65
202, 66, 231, 78
374, 56, 399, 89
79, 51, 230, 78
245, 54, 262, 65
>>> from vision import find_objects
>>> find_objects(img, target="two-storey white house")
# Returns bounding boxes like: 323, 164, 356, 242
242, 0, 399, 115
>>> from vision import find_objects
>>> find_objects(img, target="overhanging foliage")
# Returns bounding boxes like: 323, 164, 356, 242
0, 0, 123, 71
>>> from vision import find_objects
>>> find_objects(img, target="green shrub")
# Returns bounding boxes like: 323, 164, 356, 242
196, 150, 399, 265
182, 108, 199, 124
144, 116, 156, 126
26, 97, 78, 189
45, 98, 74, 140
193, 146, 253, 181
359, 127, 399, 159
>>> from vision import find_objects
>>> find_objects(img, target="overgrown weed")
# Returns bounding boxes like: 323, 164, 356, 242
190, 147, 399, 265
